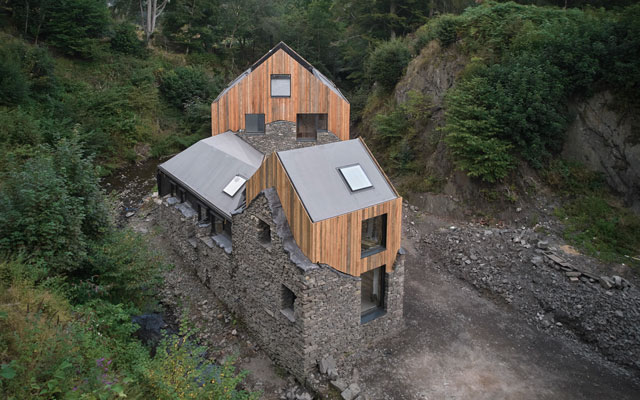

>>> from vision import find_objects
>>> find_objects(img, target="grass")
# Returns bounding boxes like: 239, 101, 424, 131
544, 160, 640, 267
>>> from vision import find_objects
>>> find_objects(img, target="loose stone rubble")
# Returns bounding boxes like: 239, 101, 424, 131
422, 222, 640, 371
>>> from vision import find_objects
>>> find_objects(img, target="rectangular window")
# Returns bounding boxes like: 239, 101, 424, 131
271, 74, 291, 97
280, 285, 296, 322
361, 214, 387, 257
339, 164, 372, 192
245, 113, 265, 134
361, 266, 386, 323
317, 113, 328, 131
223, 175, 247, 197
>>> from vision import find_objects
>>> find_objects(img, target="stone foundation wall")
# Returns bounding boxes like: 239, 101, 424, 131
156, 189, 405, 382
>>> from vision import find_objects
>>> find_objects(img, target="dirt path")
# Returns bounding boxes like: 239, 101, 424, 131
355, 213, 640, 399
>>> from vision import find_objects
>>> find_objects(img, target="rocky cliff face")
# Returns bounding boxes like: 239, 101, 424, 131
563, 92, 640, 211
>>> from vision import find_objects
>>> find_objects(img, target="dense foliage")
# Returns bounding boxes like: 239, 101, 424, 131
422, 2, 640, 182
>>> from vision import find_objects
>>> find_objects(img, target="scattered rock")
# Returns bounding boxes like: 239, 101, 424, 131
125, 211, 136, 218
537, 240, 549, 250
318, 356, 337, 376
331, 379, 348, 393
341, 383, 361, 400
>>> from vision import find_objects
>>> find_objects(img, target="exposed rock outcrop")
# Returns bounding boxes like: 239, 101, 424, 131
563, 91, 640, 211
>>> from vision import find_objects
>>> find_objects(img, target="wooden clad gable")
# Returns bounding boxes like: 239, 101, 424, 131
245, 141, 402, 277
211, 44, 350, 141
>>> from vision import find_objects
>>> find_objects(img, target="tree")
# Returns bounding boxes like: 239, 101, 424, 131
140, 0, 170, 42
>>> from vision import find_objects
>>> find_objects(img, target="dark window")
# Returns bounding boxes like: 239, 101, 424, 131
257, 218, 271, 246
317, 113, 328, 131
296, 114, 328, 141
209, 210, 232, 239
178, 187, 186, 203
245, 114, 265, 134
281, 285, 296, 322
361, 266, 386, 323
361, 214, 387, 257
271, 74, 290, 97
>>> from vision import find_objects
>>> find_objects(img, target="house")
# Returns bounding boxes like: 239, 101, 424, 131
156, 42, 404, 382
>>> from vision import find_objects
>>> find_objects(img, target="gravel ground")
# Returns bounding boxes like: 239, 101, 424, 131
420, 216, 640, 372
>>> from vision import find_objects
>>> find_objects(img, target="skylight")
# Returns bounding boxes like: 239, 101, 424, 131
223, 175, 247, 197
339, 165, 372, 192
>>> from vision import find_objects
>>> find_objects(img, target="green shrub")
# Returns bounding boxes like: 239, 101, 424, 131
434, 14, 461, 47
111, 23, 145, 56
0, 139, 108, 276
366, 39, 411, 92
372, 91, 432, 174
159, 66, 218, 110
145, 320, 259, 400
0, 51, 29, 105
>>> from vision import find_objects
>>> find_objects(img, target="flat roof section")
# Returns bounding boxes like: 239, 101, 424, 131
158, 132, 263, 219
277, 139, 397, 222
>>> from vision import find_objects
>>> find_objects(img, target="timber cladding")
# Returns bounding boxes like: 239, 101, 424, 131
246, 154, 402, 277
211, 48, 350, 141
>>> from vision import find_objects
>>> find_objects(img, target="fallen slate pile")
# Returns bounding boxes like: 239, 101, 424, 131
422, 224, 640, 372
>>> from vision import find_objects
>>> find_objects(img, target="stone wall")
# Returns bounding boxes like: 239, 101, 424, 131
156, 188, 405, 383
240, 121, 340, 155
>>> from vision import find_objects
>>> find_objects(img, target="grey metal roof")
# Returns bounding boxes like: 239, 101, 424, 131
277, 139, 397, 222
158, 132, 263, 219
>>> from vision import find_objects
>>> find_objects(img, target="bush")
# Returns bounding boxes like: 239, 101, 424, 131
366, 39, 411, 92
0, 50, 29, 105
159, 66, 218, 110
111, 23, 145, 56
0, 139, 108, 276
145, 320, 259, 400
434, 14, 461, 47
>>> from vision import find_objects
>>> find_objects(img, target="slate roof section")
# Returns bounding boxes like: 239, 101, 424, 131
277, 139, 398, 222
158, 131, 263, 219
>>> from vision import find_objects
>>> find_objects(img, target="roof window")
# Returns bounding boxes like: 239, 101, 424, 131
223, 175, 247, 197
339, 164, 372, 192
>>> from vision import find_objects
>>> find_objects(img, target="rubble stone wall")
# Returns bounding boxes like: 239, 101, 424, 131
156, 191, 405, 382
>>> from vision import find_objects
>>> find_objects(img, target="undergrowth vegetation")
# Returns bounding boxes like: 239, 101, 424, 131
0, 141, 257, 398
543, 161, 640, 266
418, 2, 640, 182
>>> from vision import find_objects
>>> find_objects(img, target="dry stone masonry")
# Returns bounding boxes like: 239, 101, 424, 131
156, 186, 405, 383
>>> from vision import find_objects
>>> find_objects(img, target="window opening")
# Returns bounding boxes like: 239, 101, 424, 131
223, 175, 246, 197
339, 164, 372, 192
257, 218, 271, 246
361, 214, 387, 257
281, 285, 296, 322
245, 114, 265, 134
361, 266, 386, 323
317, 113, 328, 131
271, 74, 291, 97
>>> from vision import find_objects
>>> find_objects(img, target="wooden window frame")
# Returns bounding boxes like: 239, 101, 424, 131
361, 214, 387, 258
270, 74, 291, 98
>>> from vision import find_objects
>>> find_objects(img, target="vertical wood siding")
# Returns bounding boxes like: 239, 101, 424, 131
246, 154, 402, 277
211, 49, 350, 141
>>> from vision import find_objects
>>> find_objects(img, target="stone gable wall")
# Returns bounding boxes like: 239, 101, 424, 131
156, 190, 405, 382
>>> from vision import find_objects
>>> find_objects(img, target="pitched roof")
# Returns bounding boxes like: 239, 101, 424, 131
213, 42, 348, 103
158, 132, 263, 219
277, 139, 398, 222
